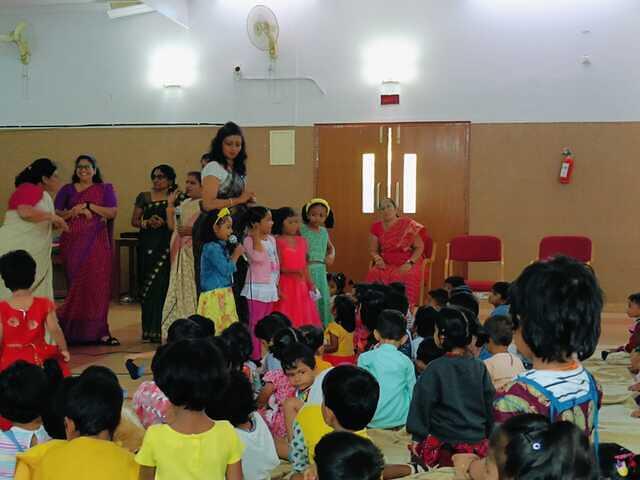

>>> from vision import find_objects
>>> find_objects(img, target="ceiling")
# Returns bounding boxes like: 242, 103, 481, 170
0, 0, 113, 7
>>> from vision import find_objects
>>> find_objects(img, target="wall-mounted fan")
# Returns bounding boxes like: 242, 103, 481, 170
247, 5, 279, 60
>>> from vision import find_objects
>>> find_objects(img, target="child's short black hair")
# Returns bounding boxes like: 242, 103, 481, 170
322, 365, 379, 431
444, 276, 466, 288
334, 294, 356, 333
414, 306, 441, 338
280, 342, 316, 371
375, 309, 406, 341
153, 338, 229, 411
255, 312, 292, 342
448, 292, 479, 317
599, 443, 640, 480
315, 431, 385, 480
435, 306, 473, 351
0, 249, 36, 291
167, 318, 207, 343
0, 360, 49, 423
65, 366, 123, 436
269, 327, 301, 361
271, 207, 297, 235
427, 288, 449, 307
299, 325, 325, 353
484, 315, 514, 346
327, 272, 347, 295
415, 337, 443, 366
206, 370, 255, 427
187, 314, 216, 337
221, 322, 253, 370
385, 289, 409, 315
498, 414, 596, 480
358, 286, 387, 332
629, 293, 640, 306
510, 256, 603, 362
199, 209, 232, 244
491, 282, 511, 302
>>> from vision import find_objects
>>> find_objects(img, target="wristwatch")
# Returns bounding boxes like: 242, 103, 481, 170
85, 201, 92, 212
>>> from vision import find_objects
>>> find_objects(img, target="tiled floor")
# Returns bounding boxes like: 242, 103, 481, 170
68, 302, 635, 398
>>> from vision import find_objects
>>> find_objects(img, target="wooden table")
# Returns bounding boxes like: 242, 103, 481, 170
112, 237, 139, 302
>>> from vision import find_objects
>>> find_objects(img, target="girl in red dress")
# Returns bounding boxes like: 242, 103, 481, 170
272, 208, 321, 328
0, 250, 70, 375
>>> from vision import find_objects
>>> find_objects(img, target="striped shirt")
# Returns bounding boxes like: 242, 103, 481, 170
494, 365, 601, 436
0, 425, 50, 478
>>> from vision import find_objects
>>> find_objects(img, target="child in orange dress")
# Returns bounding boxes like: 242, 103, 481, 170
0, 250, 70, 375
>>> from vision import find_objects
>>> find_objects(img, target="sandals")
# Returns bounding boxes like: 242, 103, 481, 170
98, 336, 121, 346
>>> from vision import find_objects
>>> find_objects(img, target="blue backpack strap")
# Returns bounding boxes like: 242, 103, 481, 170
2, 430, 25, 452
516, 370, 600, 457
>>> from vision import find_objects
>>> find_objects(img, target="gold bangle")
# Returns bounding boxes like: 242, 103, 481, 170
228, 198, 233, 207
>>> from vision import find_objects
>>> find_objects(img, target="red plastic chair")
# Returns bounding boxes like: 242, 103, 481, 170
537, 236, 593, 264
445, 235, 504, 292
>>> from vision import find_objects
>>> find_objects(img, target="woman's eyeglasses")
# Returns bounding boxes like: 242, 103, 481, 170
152, 174, 167, 180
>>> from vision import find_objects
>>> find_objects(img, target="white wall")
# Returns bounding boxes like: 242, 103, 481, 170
1, 0, 640, 126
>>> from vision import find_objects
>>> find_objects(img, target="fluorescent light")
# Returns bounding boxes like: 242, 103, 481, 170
362, 153, 375, 214
107, 4, 155, 19
403, 154, 417, 214
363, 38, 418, 85
149, 47, 197, 88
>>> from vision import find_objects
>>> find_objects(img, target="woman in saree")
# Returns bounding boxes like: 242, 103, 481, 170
0, 158, 68, 300
366, 197, 426, 306
132, 165, 176, 343
55, 155, 118, 345
195, 122, 256, 324
160, 171, 202, 341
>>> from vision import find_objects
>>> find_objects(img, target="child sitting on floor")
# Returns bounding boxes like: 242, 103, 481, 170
221, 322, 262, 393
0, 250, 70, 374
315, 432, 385, 480
602, 292, 640, 361
357, 309, 416, 429
131, 317, 212, 428
208, 370, 280, 480
299, 325, 332, 373
255, 312, 292, 372
15, 366, 138, 480
411, 306, 441, 359
0, 361, 61, 479
426, 288, 448, 310
136, 338, 242, 480
407, 306, 495, 468
455, 413, 596, 480
324, 294, 356, 365
483, 315, 525, 391
488, 282, 510, 318
493, 256, 603, 438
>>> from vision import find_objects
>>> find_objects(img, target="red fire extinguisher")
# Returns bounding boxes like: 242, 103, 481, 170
559, 148, 574, 184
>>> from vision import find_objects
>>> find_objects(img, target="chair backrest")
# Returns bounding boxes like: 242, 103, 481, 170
420, 229, 434, 259
538, 236, 592, 263
449, 235, 502, 262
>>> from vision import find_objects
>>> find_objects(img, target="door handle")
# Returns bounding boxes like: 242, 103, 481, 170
395, 181, 400, 207
375, 182, 381, 209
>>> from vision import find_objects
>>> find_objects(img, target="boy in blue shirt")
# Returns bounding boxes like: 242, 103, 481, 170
358, 309, 416, 429
489, 282, 510, 317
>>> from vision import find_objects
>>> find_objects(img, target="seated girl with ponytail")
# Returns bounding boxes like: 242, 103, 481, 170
406, 306, 495, 468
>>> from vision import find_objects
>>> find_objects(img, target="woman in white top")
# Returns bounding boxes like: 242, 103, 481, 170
194, 122, 256, 323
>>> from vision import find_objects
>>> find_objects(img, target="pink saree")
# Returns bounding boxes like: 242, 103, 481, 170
366, 217, 426, 305
54, 183, 116, 343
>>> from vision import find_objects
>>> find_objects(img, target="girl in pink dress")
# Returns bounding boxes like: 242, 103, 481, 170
272, 208, 321, 328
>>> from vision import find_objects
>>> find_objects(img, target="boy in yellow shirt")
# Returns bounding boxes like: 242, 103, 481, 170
15, 366, 139, 480
135, 338, 244, 480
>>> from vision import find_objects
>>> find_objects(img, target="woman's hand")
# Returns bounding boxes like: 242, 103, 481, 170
373, 255, 386, 269
81, 208, 93, 220
60, 349, 71, 362
238, 190, 256, 204
167, 190, 180, 207
398, 262, 412, 274
69, 204, 85, 218
51, 214, 69, 232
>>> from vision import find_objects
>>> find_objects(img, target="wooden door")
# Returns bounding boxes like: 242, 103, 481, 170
390, 123, 470, 287
315, 125, 387, 284
315, 123, 469, 290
